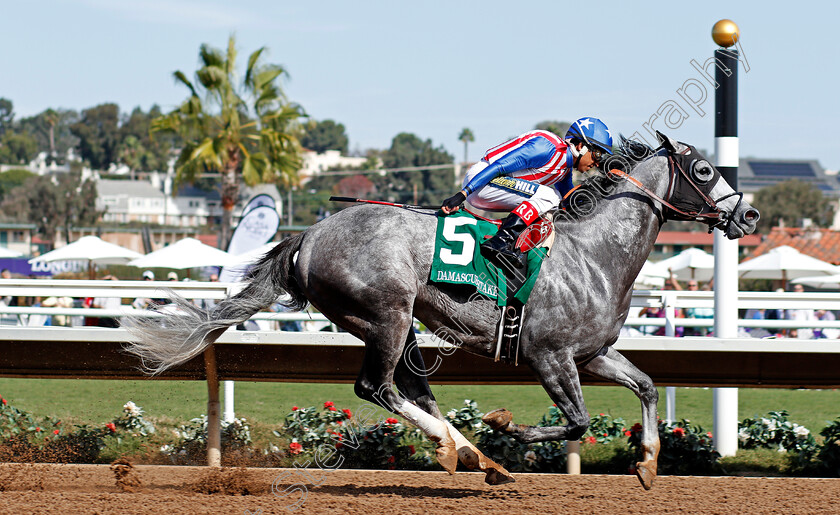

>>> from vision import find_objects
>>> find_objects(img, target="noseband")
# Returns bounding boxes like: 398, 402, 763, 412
607, 146, 743, 233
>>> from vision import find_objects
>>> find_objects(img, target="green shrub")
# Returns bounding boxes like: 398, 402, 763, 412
817, 417, 840, 476
628, 419, 721, 475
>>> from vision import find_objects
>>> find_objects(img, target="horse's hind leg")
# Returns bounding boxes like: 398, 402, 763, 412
582, 345, 660, 490
351, 315, 463, 477
393, 334, 514, 485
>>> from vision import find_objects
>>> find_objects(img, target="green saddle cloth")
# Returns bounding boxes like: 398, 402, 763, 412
429, 211, 547, 307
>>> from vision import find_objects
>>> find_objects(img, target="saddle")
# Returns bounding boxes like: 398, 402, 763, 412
469, 211, 555, 365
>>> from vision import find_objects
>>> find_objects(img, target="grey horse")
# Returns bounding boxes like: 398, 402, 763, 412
125, 134, 759, 489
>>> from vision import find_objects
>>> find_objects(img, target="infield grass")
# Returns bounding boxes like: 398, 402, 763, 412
0, 378, 837, 440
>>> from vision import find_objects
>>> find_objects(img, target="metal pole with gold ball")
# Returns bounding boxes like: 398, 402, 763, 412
712, 18, 741, 458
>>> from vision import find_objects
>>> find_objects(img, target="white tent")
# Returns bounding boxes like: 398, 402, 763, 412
29, 236, 142, 278
651, 248, 715, 282
635, 260, 669, 288
0, 247, 23, 258
790, 274, 840, 289
128, 238, 238, 269
738, 246, 840, 285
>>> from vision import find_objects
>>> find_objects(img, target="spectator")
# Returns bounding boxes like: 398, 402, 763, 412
786, 283, 815, 339
167, 271, 179, 281
0, 268, 19, 325
196, 273, 219, 311
815, 309, 838, 339
133, 270, 166, 309
89, 275, 122, 328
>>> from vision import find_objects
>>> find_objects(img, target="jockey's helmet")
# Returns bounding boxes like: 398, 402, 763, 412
566, 117, 613, 155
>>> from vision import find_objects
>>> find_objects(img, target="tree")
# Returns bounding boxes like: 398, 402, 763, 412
152, 35, 306, 248
0, 131, 38, 164
458, 127, 474, 164
18, 108, 80, 164
534, 120, 571, 136
0, 98, 13, 137
0, 168, 35, 199
381, 133, 454, 205
119, 105, 172, 173
0, 172, 99, 247
70, 103, 120, 169
301, 119, 348, 154
751, 179, 835, 229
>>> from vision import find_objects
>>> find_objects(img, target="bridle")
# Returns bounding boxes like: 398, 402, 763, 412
606, 146, 744, 234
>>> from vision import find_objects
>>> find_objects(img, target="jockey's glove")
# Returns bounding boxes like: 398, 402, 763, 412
441, 191, 467, 213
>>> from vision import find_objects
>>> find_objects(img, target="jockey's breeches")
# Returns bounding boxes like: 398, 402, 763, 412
463, 161, 560, 215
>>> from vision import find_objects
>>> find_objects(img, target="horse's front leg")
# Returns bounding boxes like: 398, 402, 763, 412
483, 350, 590, 443
581, 345, 660, 490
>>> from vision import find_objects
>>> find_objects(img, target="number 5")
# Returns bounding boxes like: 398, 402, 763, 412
440, 217, 477, 266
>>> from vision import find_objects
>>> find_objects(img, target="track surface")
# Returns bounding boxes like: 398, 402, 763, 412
1, 463, 838, 514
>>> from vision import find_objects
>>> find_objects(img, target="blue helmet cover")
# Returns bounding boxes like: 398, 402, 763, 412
566, 117, 613, 155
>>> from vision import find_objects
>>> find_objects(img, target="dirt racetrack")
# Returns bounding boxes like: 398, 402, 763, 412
1, 463, 838, 514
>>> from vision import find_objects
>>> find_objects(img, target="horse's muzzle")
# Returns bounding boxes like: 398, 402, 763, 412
741, 208, 760, 226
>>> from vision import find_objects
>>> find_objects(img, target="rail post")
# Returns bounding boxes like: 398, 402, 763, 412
204, 345, 222, 467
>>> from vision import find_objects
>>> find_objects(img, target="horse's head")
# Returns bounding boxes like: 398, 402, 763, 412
648, 132, 760, 239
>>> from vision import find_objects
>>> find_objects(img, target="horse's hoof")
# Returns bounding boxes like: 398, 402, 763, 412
482, 408, 513, 431
435, 442, 458, 475
484, 467, 515, 486
635, 461, 656, 490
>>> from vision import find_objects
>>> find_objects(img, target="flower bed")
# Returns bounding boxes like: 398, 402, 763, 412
2, 392, 840, 477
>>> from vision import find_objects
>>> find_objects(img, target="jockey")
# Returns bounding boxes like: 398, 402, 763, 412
440, 117, 613, 269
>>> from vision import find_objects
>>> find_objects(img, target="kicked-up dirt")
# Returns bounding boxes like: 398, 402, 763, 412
0, 463, 837, 514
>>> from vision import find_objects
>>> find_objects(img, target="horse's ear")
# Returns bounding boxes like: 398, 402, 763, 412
655, 130, 679, 152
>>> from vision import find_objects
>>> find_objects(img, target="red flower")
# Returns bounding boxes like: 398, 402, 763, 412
337, 420, 343, 425
106, 423, 117, 433
328, 406, 337, 412
335, 442, 343, 449
624, 430, 632, 436
672, 427, 686, 437
408, 445, 416, 455
35, 427, 42, 432
289, 442, 303, 455
386, 418, 399, 425
53, 429, 60, 435
586, 436, 597, 444
602, 432, 607, 437
631, 423, 643, 433
599, 413, 605, 416
707, 432, 713, 438
324, 401, 335, 408
387, 455, 395, 463
1, 397, 6, 405
342, 408, 353, 418
292, 406, 299, 411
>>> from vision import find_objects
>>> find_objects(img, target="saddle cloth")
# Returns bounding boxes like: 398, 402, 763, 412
429, 211, 554, 307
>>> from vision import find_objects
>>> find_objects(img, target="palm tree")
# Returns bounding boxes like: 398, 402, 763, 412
44, 109, 59, 163
458, 128, 474, 164
152, 35, 305, 248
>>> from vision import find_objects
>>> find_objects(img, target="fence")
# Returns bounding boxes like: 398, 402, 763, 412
2, 279, 840, 467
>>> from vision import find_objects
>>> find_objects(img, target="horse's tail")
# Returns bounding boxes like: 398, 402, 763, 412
123, 233, 308, 375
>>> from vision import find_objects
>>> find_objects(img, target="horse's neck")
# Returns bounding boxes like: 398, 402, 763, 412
556, 161, 668, 295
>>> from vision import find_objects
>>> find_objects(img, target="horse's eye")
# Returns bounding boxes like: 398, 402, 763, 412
692, 160, 715, 184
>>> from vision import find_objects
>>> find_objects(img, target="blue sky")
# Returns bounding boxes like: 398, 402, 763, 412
2, 1, 838, 170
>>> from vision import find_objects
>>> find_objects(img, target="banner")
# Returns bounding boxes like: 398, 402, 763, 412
241, 193, 276, 218
219, 204, 281, 282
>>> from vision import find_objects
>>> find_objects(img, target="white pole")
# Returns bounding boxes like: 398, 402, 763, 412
663, 293, 676, 425
566, 440, 581, 475
223, 380, 235, 423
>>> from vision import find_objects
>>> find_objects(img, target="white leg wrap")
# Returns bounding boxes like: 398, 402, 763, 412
398, 401, 451, 443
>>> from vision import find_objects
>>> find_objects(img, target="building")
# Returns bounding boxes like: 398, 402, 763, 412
299, 150, 369, 183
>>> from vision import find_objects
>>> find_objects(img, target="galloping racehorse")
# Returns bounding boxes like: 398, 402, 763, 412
125, 134, 759, 489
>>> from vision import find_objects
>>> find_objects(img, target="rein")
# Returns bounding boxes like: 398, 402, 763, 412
606, 151, 742, 233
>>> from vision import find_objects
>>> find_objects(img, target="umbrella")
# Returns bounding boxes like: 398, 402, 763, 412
738, 245, 840, 287
127, 238, 239, 270
29, 236, 142, 278
635, 260, 669, 288
0, 247, 23, 258
790, 274, 840, 289
651, 248, 715, 282
219, 242, 280, 282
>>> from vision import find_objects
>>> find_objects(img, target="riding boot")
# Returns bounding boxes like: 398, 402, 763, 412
480, 213, 529, 270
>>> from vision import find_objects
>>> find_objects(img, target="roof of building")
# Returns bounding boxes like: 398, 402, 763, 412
749, 227, 840, 264
98, 180, 163, 198
655, 230, 761, 247
738, 158, 840, 197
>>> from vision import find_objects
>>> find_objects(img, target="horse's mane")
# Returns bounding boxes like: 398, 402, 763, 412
557, 136, 656, 222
